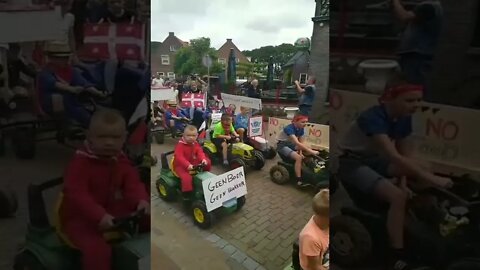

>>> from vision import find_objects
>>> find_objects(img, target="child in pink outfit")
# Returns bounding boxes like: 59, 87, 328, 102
299, 189, 330, 270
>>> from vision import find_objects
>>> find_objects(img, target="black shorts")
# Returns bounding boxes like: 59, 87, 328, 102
212, 137, 235, 151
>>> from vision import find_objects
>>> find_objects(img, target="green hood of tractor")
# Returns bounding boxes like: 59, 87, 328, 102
112, 233, 150, 270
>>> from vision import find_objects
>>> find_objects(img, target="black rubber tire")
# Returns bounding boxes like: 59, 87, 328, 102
252, 150, 265, 170
12, 127, 36, 159
229, 158, 247, 170
13, 252, 46, 270
236, 196, 246, 212
447, 259, 480, 270
263, 146, 277, 159
330, 215, 372, 267
191, 200, 215, 229
156, 178, 177, 202
0, 187, 18, 218
269, 165, 290, 185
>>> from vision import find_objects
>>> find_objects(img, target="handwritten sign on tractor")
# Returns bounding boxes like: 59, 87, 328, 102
267, 117, 329, 151
329, 89, 480, 174
202, 167, 247, 212
211, 113, 223, 124
248, 116, 263, 137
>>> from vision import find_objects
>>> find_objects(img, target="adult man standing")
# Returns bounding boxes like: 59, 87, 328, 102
393, 0, 443, 100
295, 77, 316, 117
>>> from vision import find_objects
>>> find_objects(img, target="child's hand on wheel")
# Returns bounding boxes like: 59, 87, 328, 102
201, 159, 208, 165
99, 214, 114, 230
137, 200, 150, 215
187, 164, 194, 170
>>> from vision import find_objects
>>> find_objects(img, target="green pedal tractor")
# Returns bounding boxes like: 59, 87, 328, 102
269, 149, 335, 193
13, 177, 150, 270
156, 150, 246, 229
202, 130, 265, 171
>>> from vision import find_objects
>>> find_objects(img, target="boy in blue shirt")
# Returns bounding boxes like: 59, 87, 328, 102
276, 114, 319, 187
336, 84, 452, 270
234, 106, 250, 142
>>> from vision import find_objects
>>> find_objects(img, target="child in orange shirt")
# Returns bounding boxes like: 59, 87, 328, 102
299, 189, 330, 270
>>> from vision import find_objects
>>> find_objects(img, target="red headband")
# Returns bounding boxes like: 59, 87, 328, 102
293, 115, 309, 122
379, 84, 424, 103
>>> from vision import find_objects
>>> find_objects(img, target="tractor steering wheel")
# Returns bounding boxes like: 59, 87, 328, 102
111, 209, 145, 237
191, 163, 207, 173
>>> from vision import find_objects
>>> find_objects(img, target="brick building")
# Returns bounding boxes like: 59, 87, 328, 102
217, 38, 250, 79
151, 32, 188, 80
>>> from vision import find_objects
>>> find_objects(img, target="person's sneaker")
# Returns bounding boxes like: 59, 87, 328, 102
297, 181, 311, 188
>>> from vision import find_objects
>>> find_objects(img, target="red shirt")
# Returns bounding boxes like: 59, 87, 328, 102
61, 143, 149, 225
173, 138, 207, 168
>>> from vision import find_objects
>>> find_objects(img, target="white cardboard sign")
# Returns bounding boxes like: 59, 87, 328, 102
151, 86, 176, 101
202, 167, 247, 212
248, 116, 263, 137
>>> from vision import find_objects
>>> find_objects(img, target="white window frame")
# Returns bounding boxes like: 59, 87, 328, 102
169, 45, 176, 52
299, 73, 308, 84
161, 55, 170, 65
167, 72, 175, 79
157, 72, 165, 76
218, 58, 226, 65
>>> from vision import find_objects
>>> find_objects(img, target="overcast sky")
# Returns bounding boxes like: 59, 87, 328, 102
151, 0, 316, 51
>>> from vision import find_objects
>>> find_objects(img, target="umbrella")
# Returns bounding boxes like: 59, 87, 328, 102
266, 55, 274, 90
227, 48, 236, 84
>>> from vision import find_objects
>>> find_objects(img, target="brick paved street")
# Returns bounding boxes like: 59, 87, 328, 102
151, 136, 316, 270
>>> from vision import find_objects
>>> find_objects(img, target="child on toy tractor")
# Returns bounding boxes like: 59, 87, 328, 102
59, 109, 150, 270
212, 114, 241, 166
276, 114, 320, 187
172, 125, 212, 199
336, 83, 453, 270
164, 100, 191, 136
234, 106, 250, 142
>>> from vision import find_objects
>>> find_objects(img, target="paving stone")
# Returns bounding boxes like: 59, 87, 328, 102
223, 244, 237, 255
243, 257, 260, 270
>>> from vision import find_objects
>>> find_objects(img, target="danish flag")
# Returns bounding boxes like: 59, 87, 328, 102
181, 93, 205, 108
79, 22, 145, 61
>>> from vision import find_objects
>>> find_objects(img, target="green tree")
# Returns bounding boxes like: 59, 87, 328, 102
243, 43, 297, 73
236, 62, 266, 79
174, 37, 223, 76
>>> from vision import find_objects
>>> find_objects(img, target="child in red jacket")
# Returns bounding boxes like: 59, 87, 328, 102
60, 109, 150, 270
173, 125, 211, 193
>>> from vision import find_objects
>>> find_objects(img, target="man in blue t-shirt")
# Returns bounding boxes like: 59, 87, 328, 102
277, 114, 319, 187
393, 0, 443, 100
295, 77, 316, 117
336, 84, 452, 270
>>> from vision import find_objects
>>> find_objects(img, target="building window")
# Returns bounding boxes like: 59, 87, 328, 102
157, 72, 165, 76
161, 55, 170, 65
218, 58, 226, 65
167, 72, 175, 79
299, 73, 308, 84
169, 45, 176, 52
236, 58, 239, 63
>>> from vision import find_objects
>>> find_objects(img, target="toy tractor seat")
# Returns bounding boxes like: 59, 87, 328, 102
53, 192, 125, 249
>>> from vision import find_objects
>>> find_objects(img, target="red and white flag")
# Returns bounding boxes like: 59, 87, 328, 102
181, 93, 205, 108
79, 23, 145, 61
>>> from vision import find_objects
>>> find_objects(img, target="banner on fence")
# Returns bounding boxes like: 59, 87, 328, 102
151, 86, 176, 101
220, 93, 262, 111
267, 117, 329, 151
